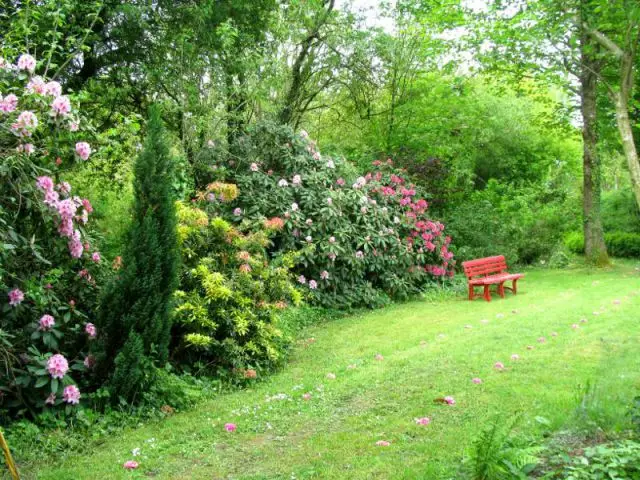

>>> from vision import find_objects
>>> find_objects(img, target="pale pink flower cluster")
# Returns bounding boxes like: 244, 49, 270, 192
75, 141, 91, 160
233, 207, 243, 216
320, 270, 329, 280
17, 54, 36, 73
47, 354, 69, 379
0, 93, 18, 113
309, 280, 318, 289
250, 162, 259, 172
11, 110, 38, 137
39, 314, 55, 331
8, 288, 24, 306
85, 323, 97, 338
63, 385, 81, 404
51, 95, 72, 116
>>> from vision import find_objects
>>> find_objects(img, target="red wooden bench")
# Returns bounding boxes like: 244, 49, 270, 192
462, 255, 524, 301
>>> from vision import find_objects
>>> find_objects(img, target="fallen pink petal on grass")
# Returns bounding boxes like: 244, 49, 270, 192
326, 373, 336, 380
443, 396, 456, 405
538, 337, 546, 343
511, 354, 520, 361
374, 353, 384, 361
527, 345, 534, 350
551, 332, 558, 337
224, 423, 237, 432
472, 377, 482, 384
571, 323, 579, 329
376, 440, 391, 446
494, 362, 505, 370
415, 417, 431, 425
302, 393, 312, 401
123, 461, 139, 470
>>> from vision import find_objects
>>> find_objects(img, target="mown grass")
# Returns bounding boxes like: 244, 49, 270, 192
15, 260, 640, 479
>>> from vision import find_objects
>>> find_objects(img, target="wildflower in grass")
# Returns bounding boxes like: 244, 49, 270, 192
443, 396, 455, 405
511, 354, 520, 361
8, 288, 24, 306
415, 417, 431, 426
224, 423, 237, 432
376, 440, 390, 446
326, 373, 336, 380
537, 337, 546, 343
47, 354, 69, 378
374, 353, 384, 361
494, 362, 505, 370
123, 461, 139, 470
63, 385, 81, 404
39, 314, 55, 331
472, 377, 482, 384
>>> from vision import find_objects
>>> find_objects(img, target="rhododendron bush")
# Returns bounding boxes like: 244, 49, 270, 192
196, 122, 454, 309
172, 202, 302, 377
0, 54, 102, 416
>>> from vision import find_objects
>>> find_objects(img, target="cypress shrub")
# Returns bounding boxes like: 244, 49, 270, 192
97, 106, 179, 401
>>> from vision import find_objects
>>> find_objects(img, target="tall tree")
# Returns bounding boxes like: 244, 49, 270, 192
97, 106, 178, 401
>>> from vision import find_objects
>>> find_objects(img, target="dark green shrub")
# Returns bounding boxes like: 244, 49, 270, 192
564, 231, 640, 258
601, 190, 640, 234
97, 106, 179, 402
560, 441, 640, 479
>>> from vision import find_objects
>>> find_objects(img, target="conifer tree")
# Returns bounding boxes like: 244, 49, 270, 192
97, 105, 178, 400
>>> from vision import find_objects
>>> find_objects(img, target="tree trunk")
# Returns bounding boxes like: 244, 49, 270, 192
580, 32, 609, 265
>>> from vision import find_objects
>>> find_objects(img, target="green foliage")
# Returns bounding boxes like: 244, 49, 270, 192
172, 201, 301, 378
97, 106, 179, 402
601, 190, 640, 234
464, 415, 541, 480
444, 180, 580, 265
199, 121, 454, 309
560, 441, 640, 479
565, 232, 640, 258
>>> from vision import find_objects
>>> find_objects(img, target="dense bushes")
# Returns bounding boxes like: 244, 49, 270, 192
443, 180, 580, 265
565, 231, 640, 258
0, 55, 104, 417
172, 201, 301, 378
197, 122, 455, 309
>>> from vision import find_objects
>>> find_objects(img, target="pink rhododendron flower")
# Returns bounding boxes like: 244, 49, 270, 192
69, 121, 79, 131
17, 143, 36, 155
355, 250, 364, 259
278, 178, 289, 187
494, 362, 505, 370
327, 197, 333, 205
47, 354, 69, 379
39, 314, 55, 331
309, 280, 318, 289
305, 235, 313, 243
45, 393, 56, 405
63, 385, 81, 404
82, 198, 93, 213
224, 423, 237, 432
415, 417, 431, 425
85, 323, 97, 338
68, 232, 84, 258
472, 377, 482, 384
292, 174, 302, 185
26, 76, 46, 94
537, 336, 546, 343
239, 263, 251, 273
51, 95, 72, 116
44, 81, 62, 97
58, 218, 74, 237
123, 461, 139, 470
75, 141, 91, 160
297, 275, 306, 284
44, 189, 60, 207
12, 110, 38, 136
291, 203, 299, 212
250, 162, 259, 172
376, 440, 391, 446
92, 252, 101, 263
329, 236, 336, 244
336, 178, 345, 186
8, 288, 24, 306
320, 270, 329, 280
374, 353, 384, 361
17, 53, 36, 72
233, 207, 242, 216
84, 355, 96, 369
0, 93, 18, 113
57, 198, 77, 219
443, 396, 456, 405
328, 252, 337, 261
57, 181, 71, 195
511, 354, 520, 361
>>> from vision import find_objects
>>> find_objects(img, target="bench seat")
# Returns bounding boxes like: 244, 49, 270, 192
462, 255, 524, 301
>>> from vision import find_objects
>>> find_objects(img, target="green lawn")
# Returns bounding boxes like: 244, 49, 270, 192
20, 261, 640, 479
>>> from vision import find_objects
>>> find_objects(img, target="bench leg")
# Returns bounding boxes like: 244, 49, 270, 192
512, 279, 518, 295
483, 285, 491, 302
498, 282, 505, 298
468, 284, 475, 301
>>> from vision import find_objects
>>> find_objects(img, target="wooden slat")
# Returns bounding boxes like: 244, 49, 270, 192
462, 255, 508, 278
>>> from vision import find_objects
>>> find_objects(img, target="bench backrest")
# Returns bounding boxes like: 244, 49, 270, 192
462, 255, 508, 279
